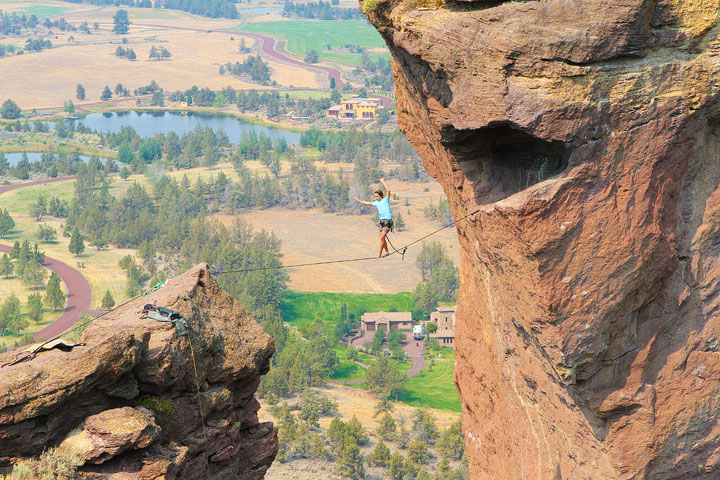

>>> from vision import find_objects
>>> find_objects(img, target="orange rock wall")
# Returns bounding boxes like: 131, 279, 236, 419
367, 1, 720, 478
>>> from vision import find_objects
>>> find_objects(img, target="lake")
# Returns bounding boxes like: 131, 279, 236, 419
71, 111, 301, 145
3, 152, 93, 166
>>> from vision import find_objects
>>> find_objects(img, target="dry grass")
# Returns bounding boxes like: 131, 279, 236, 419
215, 177, 459, 293
2, 4, 321, 109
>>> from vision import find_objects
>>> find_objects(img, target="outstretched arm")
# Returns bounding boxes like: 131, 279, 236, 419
380, 177, 390, 198
355, 197, 372, 206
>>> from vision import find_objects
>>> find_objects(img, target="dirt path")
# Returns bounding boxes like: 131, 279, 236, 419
0, 177, 94, 340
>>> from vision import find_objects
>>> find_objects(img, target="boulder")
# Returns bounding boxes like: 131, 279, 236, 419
59, 407, 160, 464
0, 264, 277, 479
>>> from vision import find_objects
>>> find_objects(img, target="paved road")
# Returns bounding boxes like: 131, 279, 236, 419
0, 177, 93, 340
0, 176, 76, 195
233, 31, 344, 90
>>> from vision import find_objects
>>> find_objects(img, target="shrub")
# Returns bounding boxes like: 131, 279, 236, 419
362, 0, 388, 14
136, 395, 174, 423
7, 447, 84, 480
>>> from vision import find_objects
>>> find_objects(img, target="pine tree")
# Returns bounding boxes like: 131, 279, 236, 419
100, 86, 113, 101
76, 84, 85, 100
386, 453, 405, 480
338, 435, 364, 480
0, 253, 13, 278
0, 208, 15, 238
112, 9, 130, 34
45, 272, 65, 311
367, 440, 390, 467
376, 412, 396, 440
68, 228, 85, 256
27, 293, 43, 324
101, 290, 115, 310
22, 260, 47, 288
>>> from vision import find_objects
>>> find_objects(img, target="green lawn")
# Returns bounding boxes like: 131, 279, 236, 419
280, 291, 414, 331
398, 352, 461, 412
240, 20, 390, 67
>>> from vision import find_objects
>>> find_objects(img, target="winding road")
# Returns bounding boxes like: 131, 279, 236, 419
130, 23, 395, 108
0, 177, 93, 340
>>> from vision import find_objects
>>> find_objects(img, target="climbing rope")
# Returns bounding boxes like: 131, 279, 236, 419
216, 207, 482, 275
187, 332, 211, 480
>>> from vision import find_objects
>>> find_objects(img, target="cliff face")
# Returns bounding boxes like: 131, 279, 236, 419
365, 1, 720, 478
0, 264, 277, 479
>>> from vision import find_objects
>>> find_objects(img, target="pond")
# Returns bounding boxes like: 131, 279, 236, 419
3, 152, 94, 167
70, 111, 301, 145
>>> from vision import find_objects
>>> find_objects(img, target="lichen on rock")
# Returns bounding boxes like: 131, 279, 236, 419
365, 0, 720, 478
0, 263, 277, 479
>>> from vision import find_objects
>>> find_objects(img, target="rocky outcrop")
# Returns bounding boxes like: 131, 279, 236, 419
0, 264, 277, 479
365, 1, 720, 479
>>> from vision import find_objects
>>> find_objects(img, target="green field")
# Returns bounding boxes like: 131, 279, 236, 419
9, 3, 74, 17
280, 290, 414, 330
398, 350, 460, 412
241, 20, 390, 66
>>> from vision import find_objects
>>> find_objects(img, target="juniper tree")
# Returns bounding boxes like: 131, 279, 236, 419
22, 260, 47, 289
101, 290, 115, 310
27, 293, 43, 324
68, 228, 85, 256
0, 254, 12, 278
112, 9, 130, 34
45, 272, 65, 311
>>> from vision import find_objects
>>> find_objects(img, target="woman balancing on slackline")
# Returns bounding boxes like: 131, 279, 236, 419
355, 177, 393, 258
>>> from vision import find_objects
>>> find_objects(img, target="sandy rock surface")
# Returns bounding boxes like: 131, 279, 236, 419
0, 264, 277, 479
366, 0, 720, 478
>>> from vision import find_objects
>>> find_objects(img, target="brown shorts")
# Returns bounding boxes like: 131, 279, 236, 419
379, 219, 394, 233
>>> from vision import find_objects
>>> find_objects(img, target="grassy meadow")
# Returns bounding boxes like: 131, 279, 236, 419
280, 291, 460, 411
241, 20, 390, 66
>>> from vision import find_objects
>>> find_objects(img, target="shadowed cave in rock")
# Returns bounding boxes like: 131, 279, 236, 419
441, 124, 570, 204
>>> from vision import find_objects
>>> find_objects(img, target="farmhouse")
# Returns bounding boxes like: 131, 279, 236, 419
360, 311, 412, 334
327, 96, 382, 120
429, 305, 456, 348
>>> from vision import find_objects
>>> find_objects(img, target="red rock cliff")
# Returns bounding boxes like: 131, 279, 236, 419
0, 264, 277, 479
365, 1, 720, 478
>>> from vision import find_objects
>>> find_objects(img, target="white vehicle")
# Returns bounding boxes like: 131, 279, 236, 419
413, 324, 424, 340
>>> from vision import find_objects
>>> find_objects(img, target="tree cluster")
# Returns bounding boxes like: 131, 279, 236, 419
1, 99, 21, 119
219, 55, 271, 85
63, 0, 237, 18
259, 320, 338, 398
0, 10, 38, 35
412, 241, 459, 316
115, 46, 137, 60
42, 17, 74, 31
134, 80, 161, 96
282, 1, 362, 20
64, 168, 288, 310
423, 198, 452, 226
148, 45, 171, 59
235, 90, 333, 119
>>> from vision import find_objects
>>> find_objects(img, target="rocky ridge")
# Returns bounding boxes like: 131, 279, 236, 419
0, 263, 277, 479
365, 1, 720, 479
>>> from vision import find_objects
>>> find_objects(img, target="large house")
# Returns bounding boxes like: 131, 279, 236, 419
360, 311, 413, 334
327, 96, 382, 120
429, 305, 456, 348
